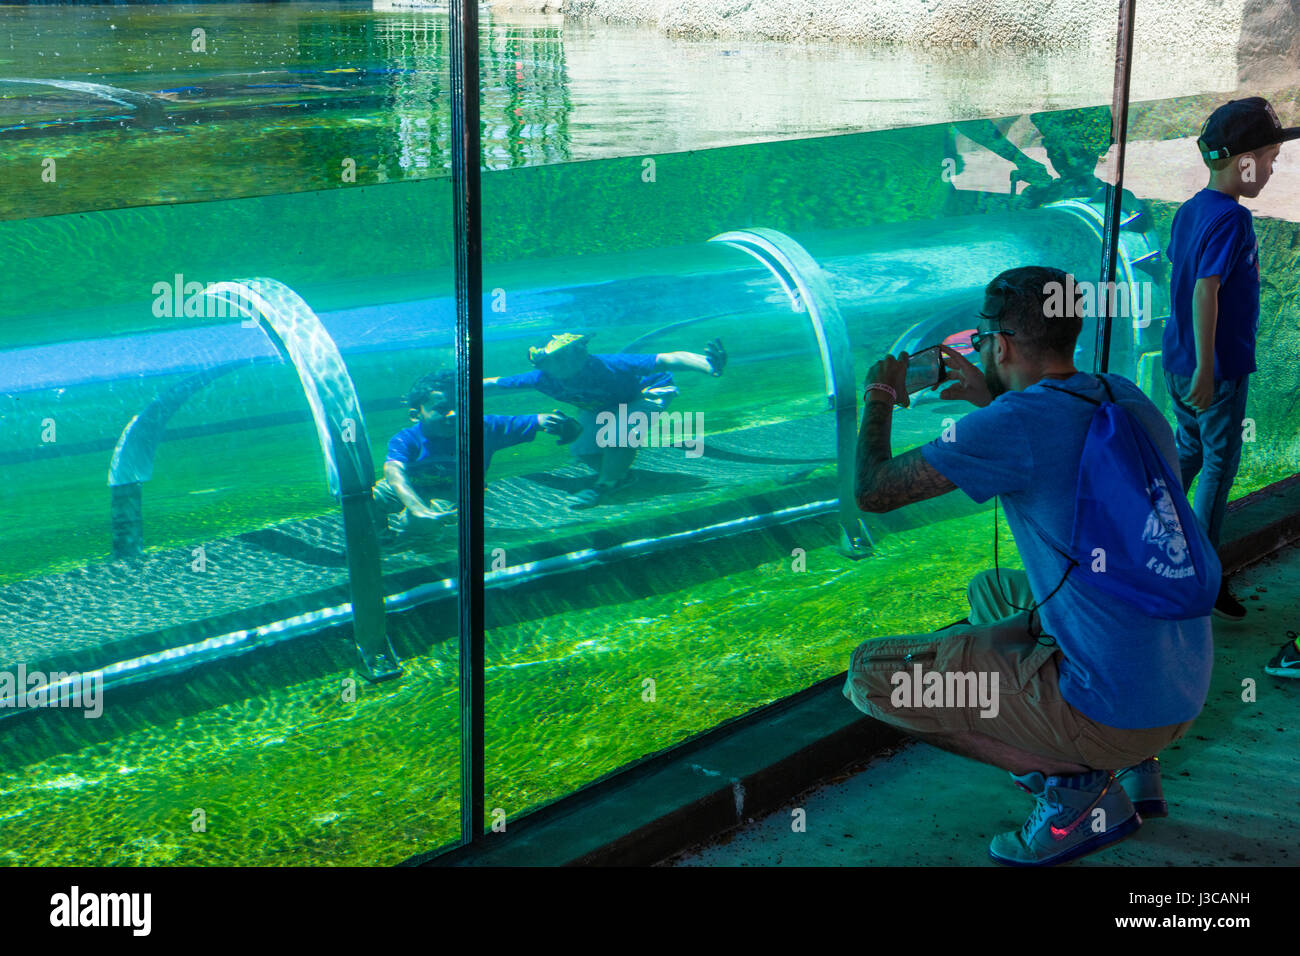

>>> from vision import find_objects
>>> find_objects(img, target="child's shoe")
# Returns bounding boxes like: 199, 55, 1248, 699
1264, 631, 1300, 678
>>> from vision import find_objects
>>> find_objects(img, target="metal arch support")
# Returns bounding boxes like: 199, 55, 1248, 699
709, 228, 873, 558
1042, 198, 1155, 375
105, 278, 399, 682
109, 363, 248, 560
201, 279, 400, 683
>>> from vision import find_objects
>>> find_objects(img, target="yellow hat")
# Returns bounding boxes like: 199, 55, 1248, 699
529, 332, 591, 365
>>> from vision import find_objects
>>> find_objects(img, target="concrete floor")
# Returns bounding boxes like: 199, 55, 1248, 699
668, 545, 1300, 867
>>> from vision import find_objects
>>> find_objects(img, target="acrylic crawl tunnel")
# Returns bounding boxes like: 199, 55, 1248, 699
0, 190, 1164, 712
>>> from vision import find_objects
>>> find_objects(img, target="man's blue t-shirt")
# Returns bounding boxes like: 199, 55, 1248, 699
386, 414, 539, 487
920, 372, 1213, 729
493, 354, 672, 411
1163, 188, 1260, 380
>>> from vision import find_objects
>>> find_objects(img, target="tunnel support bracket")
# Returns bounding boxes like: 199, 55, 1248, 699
200, 279, 401, 683
709, 228, 872, 559
105, 278, 400, 683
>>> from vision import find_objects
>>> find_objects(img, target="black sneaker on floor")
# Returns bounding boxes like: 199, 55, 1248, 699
1264, 632, 1300, 678
1213, 583, 1248, 621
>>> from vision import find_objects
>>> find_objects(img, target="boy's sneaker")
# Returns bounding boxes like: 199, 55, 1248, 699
1116, 756, 1167, 818
1213, 583, 1248, 621
569, 474, 634, 511
1264, 632, 1300, 678
569, 485, 605, 510
989, 769, 1141, 867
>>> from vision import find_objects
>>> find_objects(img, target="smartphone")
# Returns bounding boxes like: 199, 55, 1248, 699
903, 345, 949, 395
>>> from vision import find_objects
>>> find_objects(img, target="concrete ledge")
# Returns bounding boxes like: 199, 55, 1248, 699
1221, 473, 1300, 577
414, 675, 902, 866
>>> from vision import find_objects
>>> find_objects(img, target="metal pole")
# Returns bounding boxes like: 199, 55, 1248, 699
449, 0, 486, 846
1097, 0, 1137, 373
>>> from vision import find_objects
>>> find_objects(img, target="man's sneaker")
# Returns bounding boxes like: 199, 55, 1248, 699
1264, 632, 1300, 678
989, 769, 1141, 867
1213, 582, 1248, 621
1117, 756, 1167, 818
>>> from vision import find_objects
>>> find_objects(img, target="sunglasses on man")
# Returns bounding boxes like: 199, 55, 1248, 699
969, 327, 1017, 351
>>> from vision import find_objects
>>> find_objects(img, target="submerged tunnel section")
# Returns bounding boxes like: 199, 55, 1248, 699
0, 191, 1162, 712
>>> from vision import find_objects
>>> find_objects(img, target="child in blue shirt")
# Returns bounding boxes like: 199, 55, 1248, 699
372, 370, 580, 536
1163, 96, 1296, 620
485, 332, 726, 508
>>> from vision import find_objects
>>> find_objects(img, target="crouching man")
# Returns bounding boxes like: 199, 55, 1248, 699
844, 265, 1212, 866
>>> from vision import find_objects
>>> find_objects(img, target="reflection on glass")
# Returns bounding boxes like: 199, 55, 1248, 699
0, 3, 461, 866
474, 98, 1152, 826
371, 368, 582, 542
483, 333, 724, 509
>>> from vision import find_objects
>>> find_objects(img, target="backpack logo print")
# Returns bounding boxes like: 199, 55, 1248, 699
1141, 478, 1189, 566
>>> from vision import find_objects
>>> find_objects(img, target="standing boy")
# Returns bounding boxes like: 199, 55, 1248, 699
1162, 97, 1297, 619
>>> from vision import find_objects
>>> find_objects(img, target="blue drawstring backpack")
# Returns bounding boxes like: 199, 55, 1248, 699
1029, 375, 1221, 620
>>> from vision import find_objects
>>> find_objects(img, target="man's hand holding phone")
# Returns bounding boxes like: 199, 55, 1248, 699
865, 354, 911, 408
937, 345, 993, 408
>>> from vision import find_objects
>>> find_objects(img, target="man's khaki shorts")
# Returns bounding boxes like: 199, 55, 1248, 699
842, 569, 1194, 770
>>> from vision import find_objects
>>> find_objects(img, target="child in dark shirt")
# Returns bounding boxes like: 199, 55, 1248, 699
485, 333, 726, 508
1163, 96, 1296, 621
372, 370, 580, 535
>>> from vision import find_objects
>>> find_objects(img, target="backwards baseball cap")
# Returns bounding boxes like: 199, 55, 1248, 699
528, 332, 591, 365
1198, 96, 1300, 160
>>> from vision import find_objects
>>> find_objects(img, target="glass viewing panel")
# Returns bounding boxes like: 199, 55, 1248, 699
1121, 11, 1300, 499
0, 2, 459, 865
3, 0, 1227, 862
478, 20, 1130, 821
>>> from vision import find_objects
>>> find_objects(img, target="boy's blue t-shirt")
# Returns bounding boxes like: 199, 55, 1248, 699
1163, 188, 1260, 380
386, 414, 539, 487
493, 354, 672, 411
920, 372, 1213, 730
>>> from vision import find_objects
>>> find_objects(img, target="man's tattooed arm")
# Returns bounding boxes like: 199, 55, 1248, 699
855, 397, 956, 513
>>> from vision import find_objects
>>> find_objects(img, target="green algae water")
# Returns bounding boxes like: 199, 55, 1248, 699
2, 3, 1298, 866
0, 509, 1023, 866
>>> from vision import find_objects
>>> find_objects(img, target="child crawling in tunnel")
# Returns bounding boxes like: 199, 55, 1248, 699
371, 370, 581, 540
485, 332, 726, 509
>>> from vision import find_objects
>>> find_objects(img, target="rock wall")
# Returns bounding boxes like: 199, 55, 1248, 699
1238, 0, 1300, 90
560, 0, 1248, 51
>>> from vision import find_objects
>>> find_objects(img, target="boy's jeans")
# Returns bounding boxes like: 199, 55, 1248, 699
1164, 370, 1250, 548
